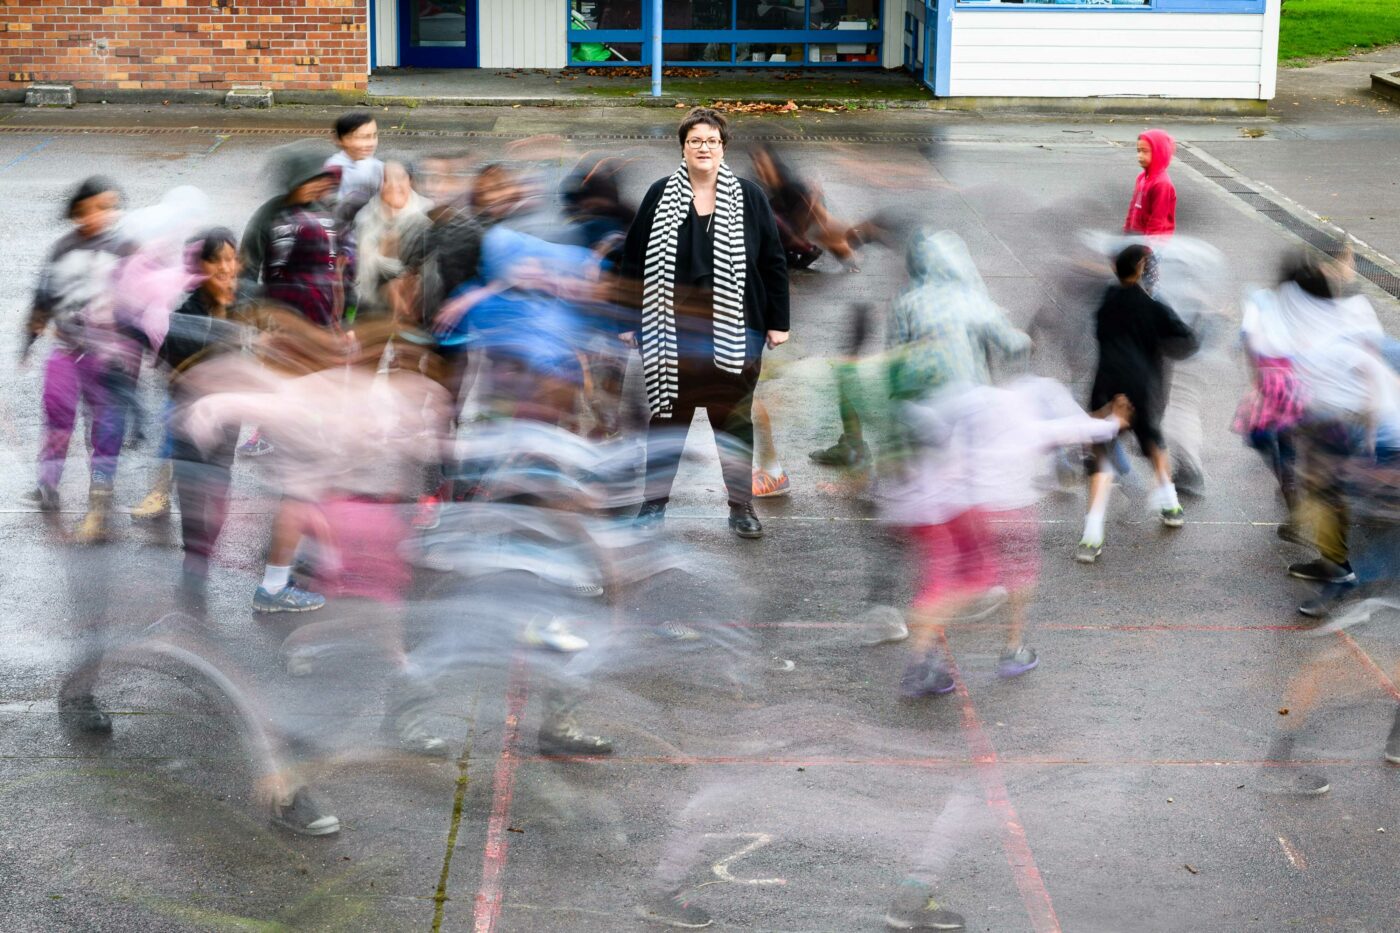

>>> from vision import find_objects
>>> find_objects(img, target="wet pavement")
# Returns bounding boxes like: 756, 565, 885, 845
3, 60, 1400, 932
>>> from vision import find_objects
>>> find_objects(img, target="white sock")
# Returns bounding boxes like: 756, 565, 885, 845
1082, 512, 1105, 544
262, 564, 291, 593
1156, 482, 1180, 511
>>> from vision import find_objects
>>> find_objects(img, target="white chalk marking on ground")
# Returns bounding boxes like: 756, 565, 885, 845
1277, 835, 1307, 871
703, 832, 787, 886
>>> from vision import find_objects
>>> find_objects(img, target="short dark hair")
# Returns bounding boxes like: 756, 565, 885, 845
1114, 244, 1152, 282
334, 111, 376, 139
189, 227, 238, 266
66, 175, 120, 219
1280, 249, 1335, 300
677, 107, 730, 149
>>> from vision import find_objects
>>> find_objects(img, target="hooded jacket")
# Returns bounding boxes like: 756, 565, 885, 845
886, 229, 1030, 401
1124, 129, 1176, 237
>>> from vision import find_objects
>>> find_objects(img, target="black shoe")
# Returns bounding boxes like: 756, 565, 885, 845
900, 658, 955, 699
538, 714, 614, 756
58, 694, 113, 734
23, 485, 60, 513
270, 788, 341, 836
808, 434, 870, 468
1298, 580, 1359, 619
728, 503, 763, 539
634, 501, 666, 534
636, 891, 712, 929
1385, 706, 1400, 764
1288, 558, 1356, 584
884, 881, 966, 930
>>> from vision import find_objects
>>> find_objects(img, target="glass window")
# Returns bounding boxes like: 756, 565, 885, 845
664, 0, 733, 29
410, 3, 467, 48
664, 42, 733, 62
810, 0, 881, 31
570, 0, 642, 30
570, 41, 640, 63
737, 41, 806, 63
738, 0, 805, 29
808, 42, 879, 63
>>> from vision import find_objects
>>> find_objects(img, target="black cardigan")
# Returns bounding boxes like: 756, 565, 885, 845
621, 174, 791, 334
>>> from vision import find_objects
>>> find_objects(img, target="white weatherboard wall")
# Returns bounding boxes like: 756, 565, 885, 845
374, 0, 398, 68
479, 0, 567, 69
948, 10, 1272, 100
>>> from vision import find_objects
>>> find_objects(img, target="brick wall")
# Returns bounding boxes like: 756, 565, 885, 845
0, 0, 368, 93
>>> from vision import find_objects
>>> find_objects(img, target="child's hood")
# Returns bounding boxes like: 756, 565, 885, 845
1138, 129, 1175, 179
905, 228, 982, 288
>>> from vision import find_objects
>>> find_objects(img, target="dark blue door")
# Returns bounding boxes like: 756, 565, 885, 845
398, 0, 478, 67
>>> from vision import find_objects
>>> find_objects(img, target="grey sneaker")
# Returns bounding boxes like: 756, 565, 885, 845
1257, 770, 1330, 796
857, 605, 910, 646
1074, 539, 1102, 564
997, 646, 1039, 678
636, 891, 712, 929
884, 881, 966, 930
270, 788, 340, 836
654, 621, 701, 642
253, 584, 326, 614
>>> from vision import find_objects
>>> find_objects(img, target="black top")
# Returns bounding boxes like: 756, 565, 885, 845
1089, 283, 1198, 417
678, 204, 715, 287
622, 175, 790, 334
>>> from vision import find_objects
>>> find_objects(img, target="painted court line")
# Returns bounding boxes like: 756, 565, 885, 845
1339, 631, 1400, 704
941, 632, 1060, 933
519, 754, 1369, 769
1277, 835, 1307, 871
473, 656, 529, 933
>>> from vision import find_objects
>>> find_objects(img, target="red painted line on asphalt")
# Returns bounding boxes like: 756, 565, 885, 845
518, 754, 1366, 768
473, 656, 529, 933
718, 621, 1306, 633
1339, 631, 1400, 703
940, 632, 1061, 933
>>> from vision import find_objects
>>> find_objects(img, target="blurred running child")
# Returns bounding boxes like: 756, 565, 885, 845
1076, 244, 1198, 563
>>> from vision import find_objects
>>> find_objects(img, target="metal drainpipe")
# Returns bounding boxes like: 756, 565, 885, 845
650, 0, 662, 97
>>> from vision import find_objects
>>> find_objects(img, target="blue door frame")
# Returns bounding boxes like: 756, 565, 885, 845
397, 0, 478, 67
913, 0, 950, 96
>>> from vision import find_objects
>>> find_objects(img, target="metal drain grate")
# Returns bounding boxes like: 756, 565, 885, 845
1176, 148, 1400, 301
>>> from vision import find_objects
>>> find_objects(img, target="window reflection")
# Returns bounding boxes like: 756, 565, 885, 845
664, 0, 733, 29
569, 0, 641, 30
738, 0, 805, 29
810, 0, 882, 30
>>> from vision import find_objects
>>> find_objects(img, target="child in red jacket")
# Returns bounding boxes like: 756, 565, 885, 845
1124, 129, 1176, 237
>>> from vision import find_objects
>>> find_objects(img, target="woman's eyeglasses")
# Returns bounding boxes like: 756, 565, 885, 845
685, 138, 724, 150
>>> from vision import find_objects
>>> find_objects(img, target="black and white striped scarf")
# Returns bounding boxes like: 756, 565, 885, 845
641, 162, 748, 419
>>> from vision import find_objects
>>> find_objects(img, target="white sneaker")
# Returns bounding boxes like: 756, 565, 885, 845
521, 616, 589, 653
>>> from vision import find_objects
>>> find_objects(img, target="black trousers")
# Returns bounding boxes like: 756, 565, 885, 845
173, 432, 238, 578
643, 362, 759, 509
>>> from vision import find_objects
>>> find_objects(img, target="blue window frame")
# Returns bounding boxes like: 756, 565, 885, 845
567, 1, 885, 68
952, 0, 1267, 11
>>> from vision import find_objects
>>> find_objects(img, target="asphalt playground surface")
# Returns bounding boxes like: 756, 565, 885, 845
4, 64, 1400, 931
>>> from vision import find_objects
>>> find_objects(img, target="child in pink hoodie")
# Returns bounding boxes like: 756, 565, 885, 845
1124, 129, 1176, 237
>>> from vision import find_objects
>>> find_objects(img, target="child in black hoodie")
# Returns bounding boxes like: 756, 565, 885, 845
1076, 244, 1198, 563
